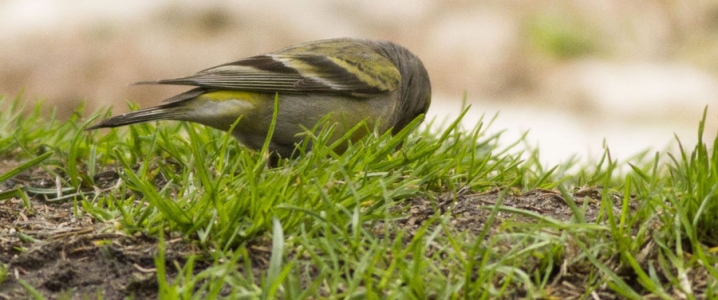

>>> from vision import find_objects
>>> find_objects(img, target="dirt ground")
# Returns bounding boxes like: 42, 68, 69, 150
0, 168, 703, 299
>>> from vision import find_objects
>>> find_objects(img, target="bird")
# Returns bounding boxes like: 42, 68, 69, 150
87, 38, 431, 159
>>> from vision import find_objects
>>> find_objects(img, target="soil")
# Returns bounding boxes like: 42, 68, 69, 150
0, 169, 706, 299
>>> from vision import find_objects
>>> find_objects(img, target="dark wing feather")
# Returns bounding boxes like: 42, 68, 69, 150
138, 39, 401, 97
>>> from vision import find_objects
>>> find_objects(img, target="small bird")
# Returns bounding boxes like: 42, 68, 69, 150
88, 38, 431, 159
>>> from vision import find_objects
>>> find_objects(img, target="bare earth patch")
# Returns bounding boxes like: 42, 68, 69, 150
0, 170, 708, 299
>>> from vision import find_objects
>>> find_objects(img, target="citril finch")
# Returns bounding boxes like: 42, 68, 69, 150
88, 38, 431, 159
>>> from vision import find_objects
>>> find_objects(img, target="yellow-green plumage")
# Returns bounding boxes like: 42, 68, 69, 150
87, 38, 431, 159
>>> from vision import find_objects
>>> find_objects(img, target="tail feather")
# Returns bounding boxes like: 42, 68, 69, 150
87, 88, 207, 130
86, 104, 186, 130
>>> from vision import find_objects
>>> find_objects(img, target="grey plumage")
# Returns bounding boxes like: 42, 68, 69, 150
88, 38, 432, 158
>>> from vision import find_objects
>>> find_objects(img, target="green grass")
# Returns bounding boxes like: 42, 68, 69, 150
526, 13, 599, 59
1, 94, 718, 298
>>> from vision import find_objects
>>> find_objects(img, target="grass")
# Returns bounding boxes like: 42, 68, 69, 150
526, 12, 599, 60
1, 94, 717, 299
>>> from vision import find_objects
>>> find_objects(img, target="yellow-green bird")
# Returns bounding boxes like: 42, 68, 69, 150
88, 38, 431, 158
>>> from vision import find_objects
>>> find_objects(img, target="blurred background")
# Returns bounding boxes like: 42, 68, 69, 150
1, 0, 718, 165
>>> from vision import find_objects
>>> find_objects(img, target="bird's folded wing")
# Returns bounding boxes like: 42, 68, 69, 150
139, 51, 400, 98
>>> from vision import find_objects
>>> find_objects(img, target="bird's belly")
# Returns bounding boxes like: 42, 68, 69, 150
189, 91, 396, 156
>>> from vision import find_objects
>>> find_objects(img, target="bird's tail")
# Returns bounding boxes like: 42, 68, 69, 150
87, 88, 205, 130
86, 104, 188, 130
